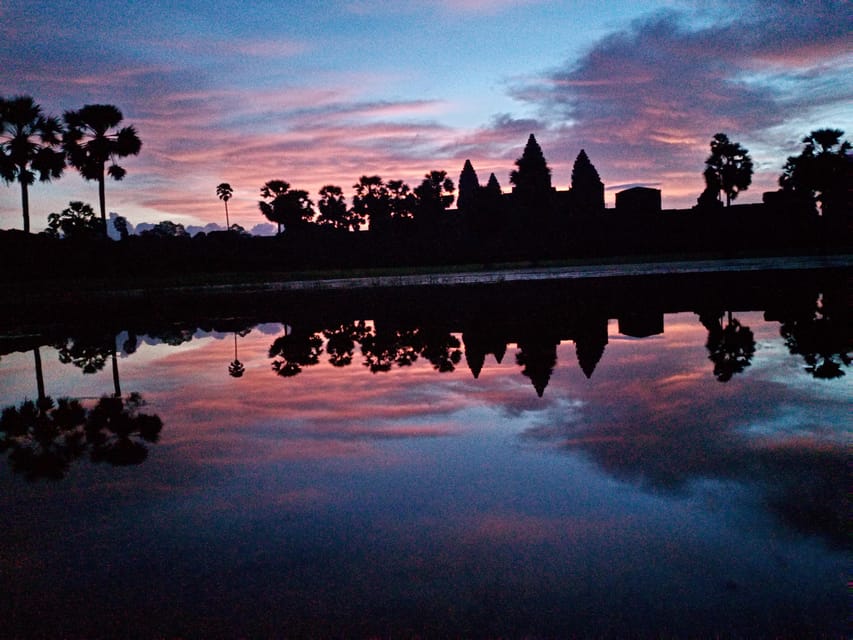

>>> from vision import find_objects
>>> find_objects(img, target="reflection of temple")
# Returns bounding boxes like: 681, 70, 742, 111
1, 269, 845, 399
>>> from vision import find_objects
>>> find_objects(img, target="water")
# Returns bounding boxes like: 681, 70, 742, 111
0, 271, 848, 638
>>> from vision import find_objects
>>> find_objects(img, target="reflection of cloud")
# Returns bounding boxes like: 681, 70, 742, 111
519, 317, 848, 546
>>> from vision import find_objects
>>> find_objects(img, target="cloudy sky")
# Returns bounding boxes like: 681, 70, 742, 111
1, 0, 850, 232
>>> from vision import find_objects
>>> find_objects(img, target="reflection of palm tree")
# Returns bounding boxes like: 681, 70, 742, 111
55, 335, 110, 374
111, 343, 122, 397
228, 332, 245, 378
0, 396, 87, 480
1, 392, 164, 477
701, 311, 756, 382
420, 327, 462, 373
268, 326, 323, 377
33, 346, 46, 402
360, 324, 423, 373
779, 294, 850, 379
86, 393, 162, 466
324, 322, 369, 368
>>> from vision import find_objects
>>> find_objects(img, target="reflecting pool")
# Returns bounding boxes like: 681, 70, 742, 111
0, 270, 849, 638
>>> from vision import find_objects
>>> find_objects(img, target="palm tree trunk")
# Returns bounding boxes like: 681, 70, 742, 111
98, 163, 107, 228
111, 344, 122, 398
225, 201, 230, 229
21, 179, 30, 233
33, 347, 45, 402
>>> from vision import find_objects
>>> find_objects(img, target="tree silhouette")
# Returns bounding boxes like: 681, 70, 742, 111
414, 170, 455, 225
113, 214, 130, 240
387, 179, 417, 223
45, 201, 102, 239
779, 294, 850, 379
85, 393, 162, 466
360, 324, 423, 373
317, 185, 359, 230
703, 133, 752, 207
351, 175, 391, 232
569, 149, 605, 215
0, 396, 87, 480
259, 180, 313, 234
0, 96, 65, 233
509, 134, 552, 213
55, 336, 110, 374
700, 311, 756, 382
258, 180, 288, 234
324, 321, 369, 368
216, 182, 233, 229
63, 104, 141, 228
139, 220, 188, 237
780, 128, 851, 217
228, 332, 245, 378
419, 327, 462, 373
268, 326, 323, 377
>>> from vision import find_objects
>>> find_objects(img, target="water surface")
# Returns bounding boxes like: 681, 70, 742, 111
0, 272, 848, 638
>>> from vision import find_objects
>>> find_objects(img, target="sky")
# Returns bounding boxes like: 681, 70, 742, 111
1, 0, 851, 233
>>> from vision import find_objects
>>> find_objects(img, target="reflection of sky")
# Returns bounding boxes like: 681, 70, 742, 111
0, 311, 848, 636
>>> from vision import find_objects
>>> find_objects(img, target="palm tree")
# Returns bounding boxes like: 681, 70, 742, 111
63, 104, 141, 228
216, 182, 233, 229
0, 96, 65, 232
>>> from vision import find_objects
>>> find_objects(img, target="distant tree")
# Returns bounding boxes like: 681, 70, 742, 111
63, 104, 142, 229
703, 133, 752, 207
216, 182, 233, 229
113, 214, 130, 240
140, 220, 188, 237
259, 180, 314, 234
509, 133, 552, 212
413, 170, 455, 223
780, 128, 851, 217
569, 149, 605, 215
0, 96, 65, 233
317, 185, 358, 230
45, 201, 102, 239
387, 180, 417, 222
457, 159, 480, 212
351, 175, 391, 232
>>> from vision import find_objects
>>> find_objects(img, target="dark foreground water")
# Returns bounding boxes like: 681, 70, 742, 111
0, 270, 848, 638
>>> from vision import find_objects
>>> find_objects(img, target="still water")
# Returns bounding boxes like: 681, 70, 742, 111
0, 272, 848, 638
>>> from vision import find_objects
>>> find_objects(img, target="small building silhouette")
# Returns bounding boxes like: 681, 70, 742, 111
615, 187, 661, 215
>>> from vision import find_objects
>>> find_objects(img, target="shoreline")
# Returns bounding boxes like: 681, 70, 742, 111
2, 254, 851, 304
